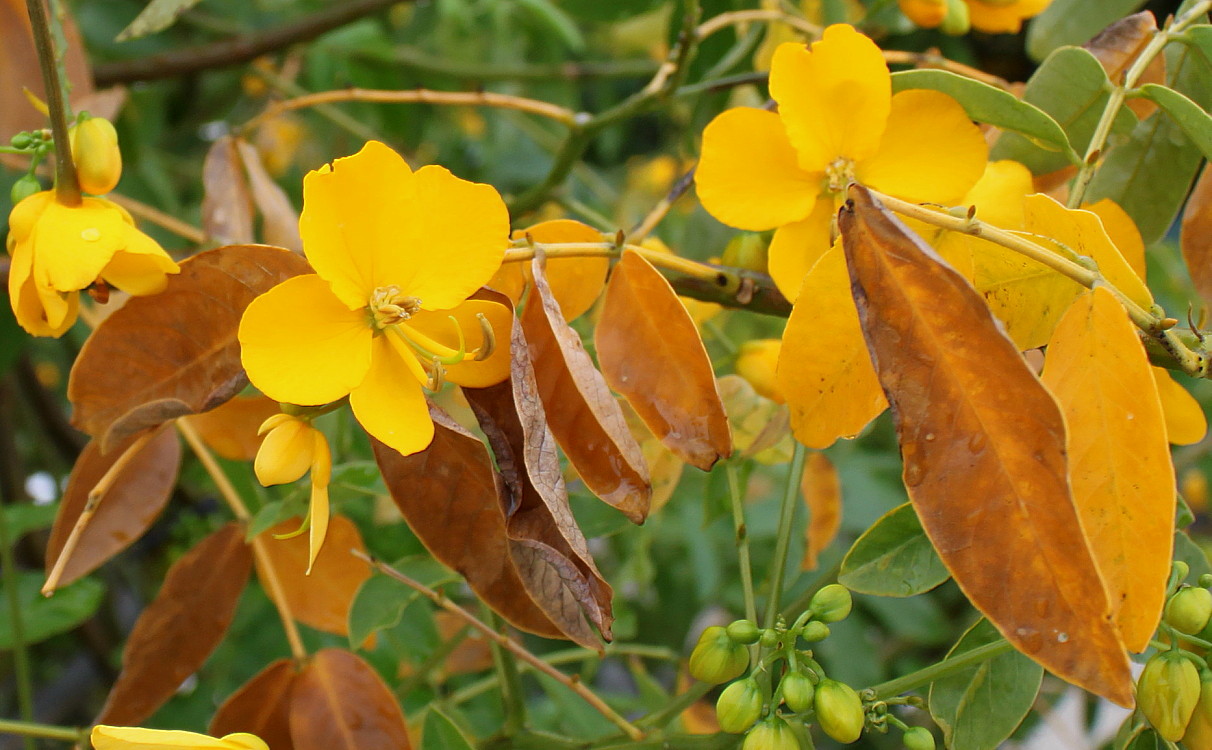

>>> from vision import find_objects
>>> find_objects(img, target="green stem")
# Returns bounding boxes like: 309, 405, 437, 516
24, 0, 78, 205
725, 461, 758, 626
0, 719, 84, 743
780, 557, 843, 621
635, 681, 713, 729
488, 609, 528, 734
764, 442, 806, 628
868, 638, 1016, 699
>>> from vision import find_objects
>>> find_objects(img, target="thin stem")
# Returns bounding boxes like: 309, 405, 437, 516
695, 9, 820, 40
358, 551, 645, 741
25, 0, 78, 205
1068, 0, 1212, 206
725, 462, 758, 626
635, 681, 713, 730
107, 193, 208, 244
630, 166, 697, 242
504, 238, 722, 285
176, 419, 308, 661
0, 718, 85, 743
868, 638, 1015, 699
348, 45, 658, 82
487, 609, 528, 734
0, 388, 35, 750
246, 66, 382, 147
764, 442, 806, 627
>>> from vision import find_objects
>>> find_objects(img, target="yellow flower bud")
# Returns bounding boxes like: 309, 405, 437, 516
780, 671, 815, 713
903, 726, 936, 750
1138, 652, 1201, 741
689, 626, 750, 684
814, 679, 865, 744
742, 716, 802, 750
69, 116, 122, 195
898, 0, 948, 27
717, 677, 764, 733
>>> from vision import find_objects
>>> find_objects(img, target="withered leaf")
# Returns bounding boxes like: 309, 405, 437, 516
464, 316, 614, 647
235, 139, 304, 252
840, 185, 1133, 707
254, 516, 371, 637
69, 244, 311, 453
45, 423, 180, 588
520, 255, 651, 523
595, 250, 732, 470
202, 136, 256, 246
182, 393, 280, 461
210, 659, 296, 750
0, 0, 93, 136
289, 648, 411, 750
371, 408, 567, 641
1182, 166, 1212, 305
1085, 12, 1164, 120
800, 452, 841, 571
96, 523, 252, 726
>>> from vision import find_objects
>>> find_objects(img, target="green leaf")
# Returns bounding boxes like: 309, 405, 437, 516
4, 502, 58, 542
1183, 25, 1212, 66
990, 46, 1136, 175
0, 573, 104, 649
891, 70, 1074, 159
514, 0, 587, 53
838, 503, 949, 597
928, 620, 1044, 750
115, 0, 207, 42
1026, 0, 1148, 60
421, 707, 477, 750
347, 556, 452, 648
1135, 83, 1212, 160
1174, 531, 1210, 579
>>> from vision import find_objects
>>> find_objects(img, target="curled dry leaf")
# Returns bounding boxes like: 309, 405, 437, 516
595, 250, 732, 470
234, 139, 304, 252
289, 648, 411, 750
95, 523, 252, 726
182, 393, 280, 461
45, 423, 180, 588
840, 185, 1133, 707
1084, 12, 1164, 120
504, 219, 610, 320
254, 516, 371, 637
520, 254, 651, 523
800, 452, 842, 571
1181, 167, 1212, 305
210, 659, 296, 750
464, 314, 614, 647
69, 244, 312, 453
202, 136, 256, 246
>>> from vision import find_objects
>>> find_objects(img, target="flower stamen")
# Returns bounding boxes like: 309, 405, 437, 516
473, 312, 495, 361
370, 285, 422, 328
825, 157, 857, 193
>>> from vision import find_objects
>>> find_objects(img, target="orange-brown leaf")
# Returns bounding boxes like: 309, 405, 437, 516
210, 659, 297, 750
372, 407, 570, 642
1182, 167, 1212, 305
182, 394, 280, 461
289, 649, 411, 750
45, 424, 180, 587
0, 0, 93, 136
254, 516, 371, 637
595, 250, 732, 470
202, 136, 255, 246
96, 523, 252, 725
800, 452, 841, 571
1085, 12, 1164, 120
69, 244, 311, 452
521, 256, 651, 523
840, 185, 1133, 707
515, 220, 610, 321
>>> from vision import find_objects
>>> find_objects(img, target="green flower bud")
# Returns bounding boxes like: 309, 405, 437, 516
939, 0, 970, 35
9, 132, 32, 149
10, 174, 40, 205
1174, 561, 1192, 585
800, 621, 830, 642
760, 629, 780, 649
1138, 651, 1201, 741
903, 726, 936, 750
717, 677, 764, 733
1166, 587, 1212, 635
1200, 574, 1212, 589
689, 626, 749, 684
742, 716, 802, 750
809, 585, 853, 624
781, 671, 815, 713
814, 679, 865, 744
728, 619, 763, 645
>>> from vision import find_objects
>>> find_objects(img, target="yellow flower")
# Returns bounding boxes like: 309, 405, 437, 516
91, 725, 268, 750
255, 412, 332, 572
898, 0, 948, 27
237, 141, 512, 457
6, 191, 179, 337
900, 0, 1051, 33
695, 24, 987, 300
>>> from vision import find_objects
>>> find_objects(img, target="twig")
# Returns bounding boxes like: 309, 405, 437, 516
0, 718, 85, 744
695, 8, 821, 40
347, 46, 658, 82
356, 550, 646, 742
108, 193, 208, 245
764, 442, 806, 627
882, 50, 1012, 90
725, 462, 758, 626
867, 638, 1016, 699
92, 0, 408, 86
25, 0, 78, 205
630, 166, 697, 241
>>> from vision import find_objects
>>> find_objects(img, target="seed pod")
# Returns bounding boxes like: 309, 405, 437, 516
800, 621, 830, 642
689, 626, 750, 684
69, 116, 122, 194
809, 585, 853, 624
727, 619, 763, 645
903, 726, 936, 750
742, 715, 802, 750
814, 679, 865, 744
1166, 587, 1212, 635
1138, 651, 1201, 741
780, 671, 815, 713
717, 677, 764, 734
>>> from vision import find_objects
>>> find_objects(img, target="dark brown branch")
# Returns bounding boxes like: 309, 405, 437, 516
669, 265, 791, 318
93, 0, 410, 86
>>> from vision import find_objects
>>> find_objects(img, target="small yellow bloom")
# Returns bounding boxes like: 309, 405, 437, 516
6, 191, 179, 337
898, 0, 948, 27
695, 24, 987, 301
900, 0, 1051, 32
91, 725, 269, 750
255, 412, 332, 572
238, 141, 512, 457
735, 339, 783, 404
69, 116, 123, 195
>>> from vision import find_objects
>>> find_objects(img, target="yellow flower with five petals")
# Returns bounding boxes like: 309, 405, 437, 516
91, 725, 268, 750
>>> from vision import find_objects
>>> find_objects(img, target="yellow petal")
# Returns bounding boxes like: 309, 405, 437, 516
962, 160, 1033, 231
768, 26, 891, 172
967, 0, 1050, 33
101, 227, 180, 296
695, 107, 822, 231
8, 191, 54, 243
31, 196, 132, 292
855, 89, 987, 206
349, 335, 435, 456
238, 274, 373, 405
220, 735, 270, 750
91, 725, 230, 749
735, 339, 783, 403
767, 196, 836, 302
518, 219, 610, 322
306, 428, 332, 573
899, 0, 948, 26
1154, 367, 1208, 446
486, 260, 527, 305
7, 236, 76, 337
254, 417, 314, 486
1083, 198, 1145, 281
413, 299, 513, 388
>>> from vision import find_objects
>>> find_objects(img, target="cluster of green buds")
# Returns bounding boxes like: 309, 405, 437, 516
6, 113, 122, 205
688, 585, 936, 749
5, 129, 53, 205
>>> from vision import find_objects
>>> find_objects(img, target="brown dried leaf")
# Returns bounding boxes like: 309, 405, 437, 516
182, 394, 280, 461
464, 314, 614, 647
1085, 12, 1164, 120
1182, 166, 1212, 305
69, 244, 311, 453
371, 408, 568, 641
254, 516, 371, 637
0, 0, 93, 135
45, 424, 180, 588
235, 139, 303, 252
210, 659, 296, 750
520, 256, 651, 523
839, 185, 1133, 707
96, 523, 252, 725
595, 250, 732, 470
202, 136, 255, 246
800, 452, 841, 571
289, 648, 411, 750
